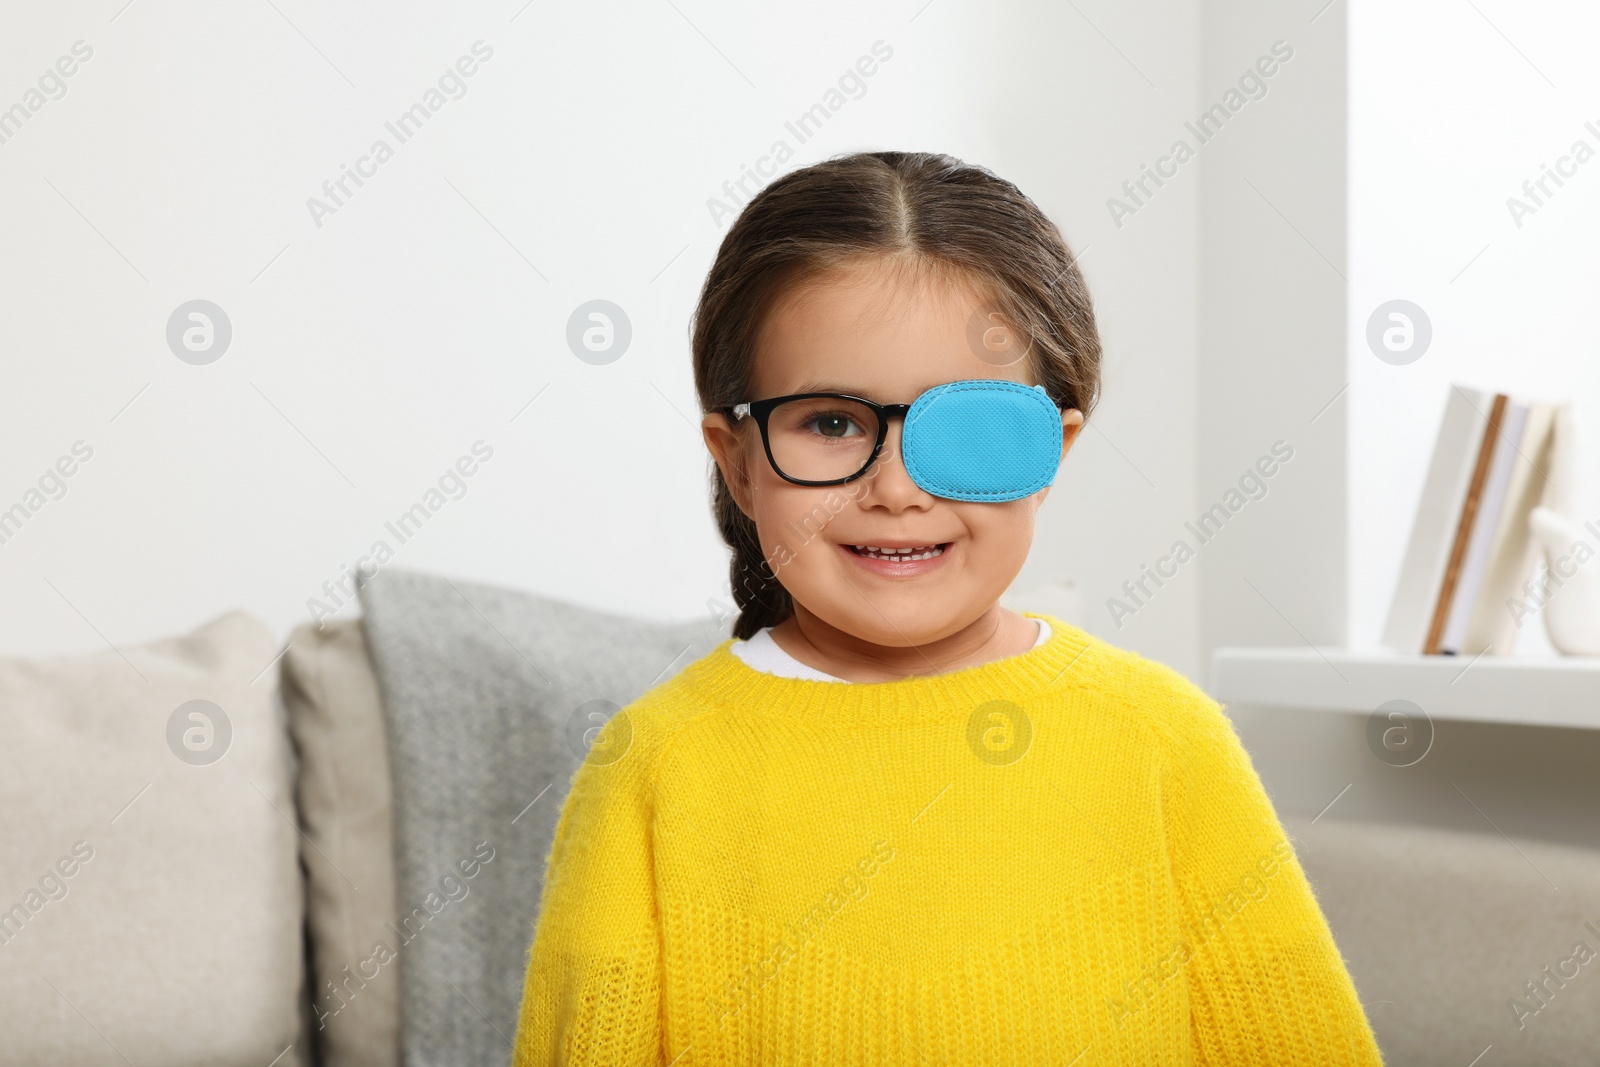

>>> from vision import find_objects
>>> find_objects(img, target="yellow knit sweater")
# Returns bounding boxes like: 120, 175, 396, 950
511, 613, 1384, 1065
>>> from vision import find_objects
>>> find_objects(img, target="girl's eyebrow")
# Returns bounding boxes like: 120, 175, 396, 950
791, 379, 860, 394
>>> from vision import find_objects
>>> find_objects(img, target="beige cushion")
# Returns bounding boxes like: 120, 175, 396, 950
0, 612, 306, 1066
279, 619, 400, 1067
1286, 812, 1600, 1064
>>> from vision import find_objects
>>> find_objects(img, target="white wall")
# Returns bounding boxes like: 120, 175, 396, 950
1196, 0, 1349, 663
1348, 0, 1600, 655
1213, 0, 1600, 858
0, 0, 1208, 677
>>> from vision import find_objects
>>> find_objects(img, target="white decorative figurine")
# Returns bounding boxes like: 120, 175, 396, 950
1527, 405, 1600, 656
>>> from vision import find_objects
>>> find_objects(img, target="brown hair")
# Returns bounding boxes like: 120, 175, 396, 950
690, 150, 1102, 640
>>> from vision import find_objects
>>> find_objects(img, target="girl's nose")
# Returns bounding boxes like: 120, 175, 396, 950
867, 418, 933, 505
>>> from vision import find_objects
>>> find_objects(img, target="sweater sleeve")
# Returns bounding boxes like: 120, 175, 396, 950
1163, 695, 1385, 1066
511, 718, 664, 1066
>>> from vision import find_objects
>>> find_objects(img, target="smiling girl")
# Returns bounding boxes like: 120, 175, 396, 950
512, 151, 1382, 1065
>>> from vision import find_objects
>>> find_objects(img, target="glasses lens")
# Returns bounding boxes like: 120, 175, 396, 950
765, 396, 880, 482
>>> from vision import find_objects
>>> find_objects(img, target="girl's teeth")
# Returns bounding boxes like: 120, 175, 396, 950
856, 544, 945, 561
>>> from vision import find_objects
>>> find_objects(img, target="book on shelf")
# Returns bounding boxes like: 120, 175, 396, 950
1382, 384, 1562, 657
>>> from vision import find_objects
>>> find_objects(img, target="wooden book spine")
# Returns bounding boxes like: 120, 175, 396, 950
1425, 392, 1507, 655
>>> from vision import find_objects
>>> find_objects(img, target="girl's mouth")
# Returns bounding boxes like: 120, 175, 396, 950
840, 541, 952, 576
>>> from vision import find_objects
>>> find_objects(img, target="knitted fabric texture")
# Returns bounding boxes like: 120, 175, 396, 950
511, 613, 1384, 1065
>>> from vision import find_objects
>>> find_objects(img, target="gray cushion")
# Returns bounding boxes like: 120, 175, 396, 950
356, 569, 727, 1067
1285, 812, 1600, 1065
280, 618, 401, 1067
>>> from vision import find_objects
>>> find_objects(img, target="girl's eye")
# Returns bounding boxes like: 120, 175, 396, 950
803, 411, 865, 438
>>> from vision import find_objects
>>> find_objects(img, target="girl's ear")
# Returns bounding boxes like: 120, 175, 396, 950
1037, 409, 1086, 506
702, 412, 755, 515
1060, 409, 1086, 462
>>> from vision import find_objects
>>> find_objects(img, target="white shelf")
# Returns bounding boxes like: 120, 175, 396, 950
1210, 646, 1600, 730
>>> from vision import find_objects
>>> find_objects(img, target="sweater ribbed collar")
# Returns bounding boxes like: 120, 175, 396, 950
674, 612, 1098, 725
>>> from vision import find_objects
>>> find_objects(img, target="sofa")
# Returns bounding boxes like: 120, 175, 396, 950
1, 566, 1596, 1065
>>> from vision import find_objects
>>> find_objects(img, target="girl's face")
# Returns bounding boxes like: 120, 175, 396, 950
702, 259, 1085, 650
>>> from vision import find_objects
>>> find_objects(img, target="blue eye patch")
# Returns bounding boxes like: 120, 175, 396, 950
901, 379, 1064, 502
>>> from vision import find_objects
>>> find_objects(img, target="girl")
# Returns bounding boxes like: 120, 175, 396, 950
512, 151, 1383, 1065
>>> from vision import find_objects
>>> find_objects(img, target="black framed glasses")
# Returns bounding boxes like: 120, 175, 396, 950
719, 391, 914, 487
